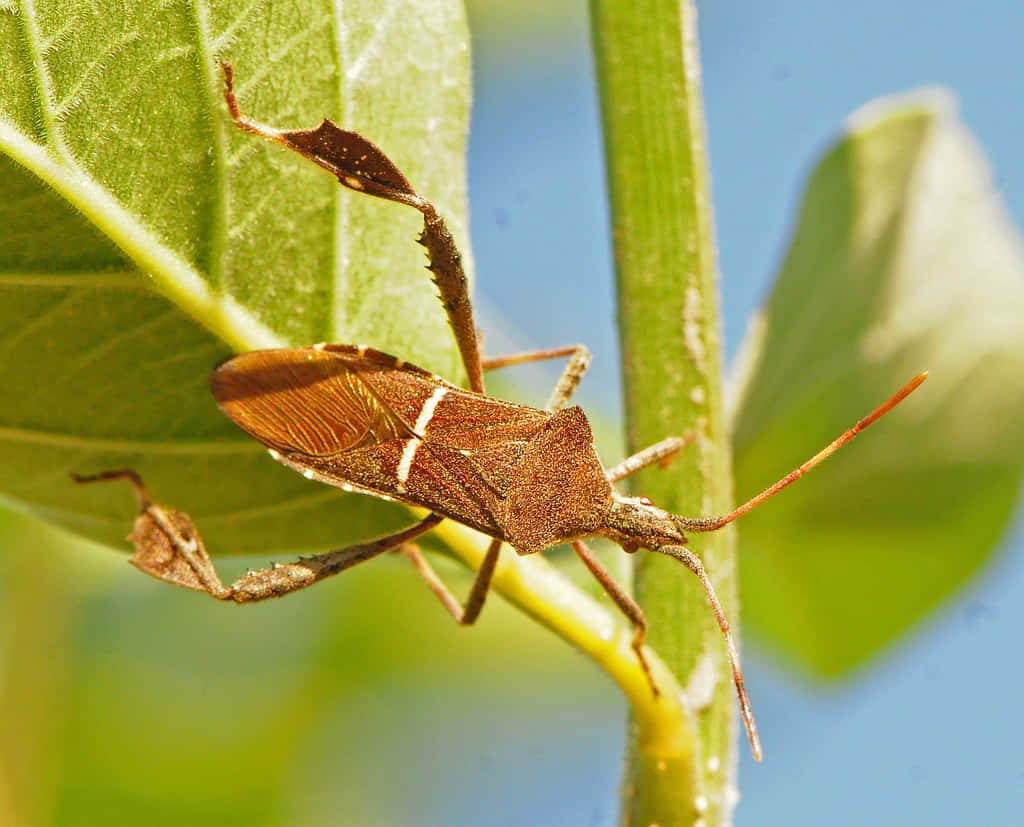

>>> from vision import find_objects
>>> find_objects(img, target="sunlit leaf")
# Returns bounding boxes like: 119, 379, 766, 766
0, 1, 470, 553
730, 92, 1024, 676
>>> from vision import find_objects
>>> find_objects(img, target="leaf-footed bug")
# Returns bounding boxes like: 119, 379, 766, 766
74, 63, 928, 762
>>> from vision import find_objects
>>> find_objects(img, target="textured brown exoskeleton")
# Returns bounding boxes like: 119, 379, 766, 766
75, 64, 928, 762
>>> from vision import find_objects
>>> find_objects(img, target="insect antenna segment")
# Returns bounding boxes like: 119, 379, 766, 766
674, 371, 929, 533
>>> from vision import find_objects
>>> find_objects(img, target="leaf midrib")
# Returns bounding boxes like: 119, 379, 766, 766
0, 118, 283, 352
3, 1, 286, 354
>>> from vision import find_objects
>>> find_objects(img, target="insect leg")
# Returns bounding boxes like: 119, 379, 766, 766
481, 344, 586, 370
654, 544, 762, 762
220, 61, 485, 394
73, 470, 442, 602
570, 540, 659, 698
399, 537, 503, 625
482, 344, 592, 412
605, 434, 693, 483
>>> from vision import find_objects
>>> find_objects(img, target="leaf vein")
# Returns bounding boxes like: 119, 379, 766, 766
76, 46, 196, 169
0, 425, 261, 455
345, 0, 403, 84
186, 0, 229, 292
15, 309, 184, 414
0, 117, 283, 351
209, 0, 269, 52
54, 30, 144, 120
0, 271, 143, 288
16, 0, 68, 158
0, 288, 75, 353
38, 3, 87, 55
132, 340, 225, 373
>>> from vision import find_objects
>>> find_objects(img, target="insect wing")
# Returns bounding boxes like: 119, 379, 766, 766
210, 347, 410, 455
211, 346, 552, 536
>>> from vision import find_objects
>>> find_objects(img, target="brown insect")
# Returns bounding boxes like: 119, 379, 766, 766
75, 63, 928, 762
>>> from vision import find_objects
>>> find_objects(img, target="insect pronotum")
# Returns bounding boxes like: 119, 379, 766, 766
74, 63, 928, 763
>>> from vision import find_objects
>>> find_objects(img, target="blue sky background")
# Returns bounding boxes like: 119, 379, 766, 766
464, 1, 1024, 823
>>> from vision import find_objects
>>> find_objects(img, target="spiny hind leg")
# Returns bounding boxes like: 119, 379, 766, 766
73, 469, 441, 602
220, 61, 485, 395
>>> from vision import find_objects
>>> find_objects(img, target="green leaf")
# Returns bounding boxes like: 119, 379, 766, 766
730, 92, 1024, 676
0, 1, 471, 553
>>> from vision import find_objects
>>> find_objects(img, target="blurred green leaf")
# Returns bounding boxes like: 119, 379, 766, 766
0, 0, 469, 553
730, 92, 1024, 676
0, 504, 591, 827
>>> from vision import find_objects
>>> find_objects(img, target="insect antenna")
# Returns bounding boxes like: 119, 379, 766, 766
675, 371, 928, 533
654, 543, 762, 761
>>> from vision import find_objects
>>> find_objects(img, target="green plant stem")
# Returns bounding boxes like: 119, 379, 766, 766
590, 1, 739, 823
432, 520, 696, 757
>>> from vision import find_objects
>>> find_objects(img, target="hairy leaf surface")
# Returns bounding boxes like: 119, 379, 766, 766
0, 1, 470, 552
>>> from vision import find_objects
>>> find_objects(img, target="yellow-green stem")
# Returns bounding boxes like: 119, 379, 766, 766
590, 1, 739, 823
